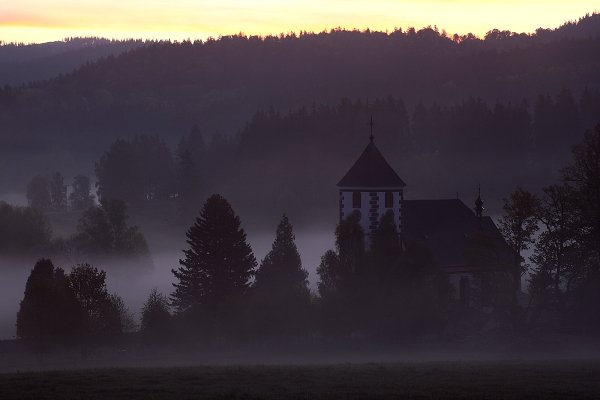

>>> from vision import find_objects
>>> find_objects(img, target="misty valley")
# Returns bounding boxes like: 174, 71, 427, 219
1, 10, 600, 400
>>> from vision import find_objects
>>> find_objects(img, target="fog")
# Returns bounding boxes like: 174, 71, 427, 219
0, 228, 334, 340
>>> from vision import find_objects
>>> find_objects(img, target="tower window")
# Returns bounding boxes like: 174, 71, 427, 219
385, 192, 393, 208
352, 191, 361, 208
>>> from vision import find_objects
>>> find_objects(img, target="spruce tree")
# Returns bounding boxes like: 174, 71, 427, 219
141, 288, 172, 345
370, 210, 402, 281
252, 215, 310, 338
16, 259, 81, 354
254, 215, 309, 298
171, 194, 256, 316
69, 174, 95, 211
49, 172, 67, 211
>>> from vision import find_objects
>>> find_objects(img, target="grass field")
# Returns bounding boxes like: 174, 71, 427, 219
1, 360, 600, 399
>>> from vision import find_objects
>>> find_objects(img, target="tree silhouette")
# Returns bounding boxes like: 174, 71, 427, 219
0, 202, 51, 254
49, 172, 67, 211
498, 188, 540, 301
562, 124, 600, 267
71, 198, 149, 257
141, 288, 171, 345
370, 210, 402, 282
175, 126, 205, 217
171, 194, 256, 330
26, 175, 51, 211
68, 263, 129, 345
251, 215, 311, 339
95, 136, 174, 205
69, 174, 95, 211
16, 259, 81, 356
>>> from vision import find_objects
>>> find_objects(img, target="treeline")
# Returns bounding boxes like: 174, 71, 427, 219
0, 198, 148, 262
16, 195, 456, 357
1, 14, 600, 161
86, 89, 600, 225
500, 125, 600, 334
14, 125, 600, 359
17, 260, 135, 357
0, 38, 148, 86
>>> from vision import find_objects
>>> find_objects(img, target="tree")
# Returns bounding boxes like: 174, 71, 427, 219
562, 124, 600, 268
67, 264, 129, 344
316, 250, 341, 301
251, 215, 311, 338
370, 210, 402, 282
71, 198, 149, 257
69, 174, 95, 211
26, 175, 51, 211
171, 194, 256, 329
175, 126, 206, 217
530, 185, 581, 307
316, 211, 366, 336
16, 259, 81, 355
49, 172, 67, 211
498, 188, 540, 300
141, 288, 171, 345
95, 139, 135, 203
0, 202, 52, 254
559, 124, 600, 333
317, 211, 365, 299
335, 211, 366, 297
95, 136, 175, 204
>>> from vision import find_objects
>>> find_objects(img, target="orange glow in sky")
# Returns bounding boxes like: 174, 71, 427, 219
0, 1, 598, 44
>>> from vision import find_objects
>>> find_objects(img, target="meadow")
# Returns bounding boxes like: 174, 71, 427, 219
2, 360, 600, 399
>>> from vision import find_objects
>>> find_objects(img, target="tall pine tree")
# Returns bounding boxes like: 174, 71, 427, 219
16, 259, 81, 355
251, 215, 310, 338
171, 194, 256, 317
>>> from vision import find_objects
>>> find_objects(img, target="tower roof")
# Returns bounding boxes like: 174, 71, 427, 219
337, 141, 406, 188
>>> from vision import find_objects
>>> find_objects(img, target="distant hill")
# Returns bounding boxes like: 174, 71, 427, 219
0, 38, 147, 86
0, 13, 600, 216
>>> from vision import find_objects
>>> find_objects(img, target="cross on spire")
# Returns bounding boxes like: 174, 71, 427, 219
474, 183, 484, 218
369, 116, 374, 142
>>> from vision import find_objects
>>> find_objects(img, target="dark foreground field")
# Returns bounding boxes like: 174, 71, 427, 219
2, 360, 600, 399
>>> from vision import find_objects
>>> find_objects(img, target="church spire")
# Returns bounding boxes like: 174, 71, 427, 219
474, 184, 484, 218
369, 116, 374, 142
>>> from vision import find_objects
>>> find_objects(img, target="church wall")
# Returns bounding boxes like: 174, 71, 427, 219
339, 189, 403, 244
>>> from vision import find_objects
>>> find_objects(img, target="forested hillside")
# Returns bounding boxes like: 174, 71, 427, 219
0, 38, 148, 86
1, 14, 600, 222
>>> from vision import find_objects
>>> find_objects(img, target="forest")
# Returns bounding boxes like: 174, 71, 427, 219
1, 13, 600, 208
1, 12, 600, 367
11, 86, 598, 227
5, 124, 600, 361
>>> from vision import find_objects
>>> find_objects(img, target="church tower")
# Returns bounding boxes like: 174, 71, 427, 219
337, 123, 406, 242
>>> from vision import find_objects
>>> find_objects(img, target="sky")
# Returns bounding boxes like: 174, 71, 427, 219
0, 0, 598, 44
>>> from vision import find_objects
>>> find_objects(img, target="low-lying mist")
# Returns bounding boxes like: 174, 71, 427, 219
0, 227, 334, 340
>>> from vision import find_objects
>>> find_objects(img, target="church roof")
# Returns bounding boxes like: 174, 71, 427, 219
337, 140, 406, 188
402, 199, 516, 271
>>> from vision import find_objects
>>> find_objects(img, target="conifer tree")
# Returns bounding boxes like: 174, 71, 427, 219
370, 210, 402, 281
16, 259, 81, 354
26, 175, 51, 211
171, 194, 256, 316
49, 172, 67, 211
254, 215, 309, 298
69, 174, 95, 211
141, 288, 172, 344
252, 215, 310, 337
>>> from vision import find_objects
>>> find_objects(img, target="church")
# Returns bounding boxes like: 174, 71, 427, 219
337, 130, 518, 304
